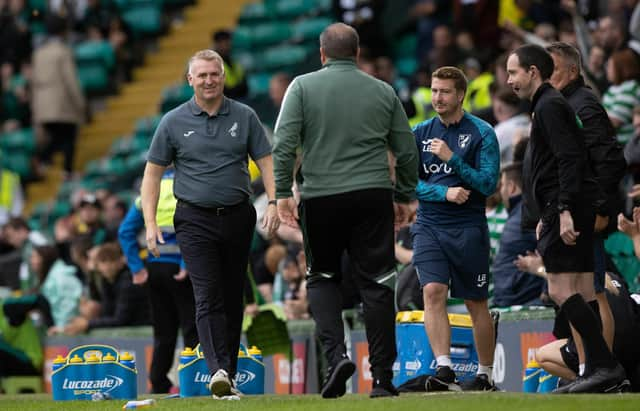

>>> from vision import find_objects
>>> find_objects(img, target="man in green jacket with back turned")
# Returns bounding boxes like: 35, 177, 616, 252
273, 22, 419, 399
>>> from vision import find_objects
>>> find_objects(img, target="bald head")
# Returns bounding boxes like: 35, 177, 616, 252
319, 23, 359, 60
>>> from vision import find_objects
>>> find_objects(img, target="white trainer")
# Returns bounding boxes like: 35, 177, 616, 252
208, 369, 232, 397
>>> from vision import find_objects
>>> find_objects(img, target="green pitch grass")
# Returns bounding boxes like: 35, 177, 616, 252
1, 393, 640, 411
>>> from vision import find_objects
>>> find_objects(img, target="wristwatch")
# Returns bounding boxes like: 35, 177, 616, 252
268, 199, 277, 206
557, 203, 570, 213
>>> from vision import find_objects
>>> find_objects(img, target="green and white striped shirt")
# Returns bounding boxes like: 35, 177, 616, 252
603, 79, 640, 144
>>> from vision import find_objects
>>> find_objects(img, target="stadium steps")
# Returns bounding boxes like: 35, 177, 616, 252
26, 0, 252, 211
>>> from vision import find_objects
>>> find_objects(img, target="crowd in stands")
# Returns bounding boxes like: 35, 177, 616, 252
4, 0, 640, 382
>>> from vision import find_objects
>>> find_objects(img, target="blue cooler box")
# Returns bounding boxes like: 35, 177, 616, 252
178, 344, 264, 397
393, 311, 479, 387
51, 344, 137, 401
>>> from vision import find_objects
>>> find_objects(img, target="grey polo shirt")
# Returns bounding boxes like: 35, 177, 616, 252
147, 96, 271, 207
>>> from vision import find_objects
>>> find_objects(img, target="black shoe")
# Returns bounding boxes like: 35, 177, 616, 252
370, 378, 399, 398
568, 364, 628, 393
321, 357, 356, 398
461, 374, 498, 391
425, 366, 461, 392
551, 377, 576, 394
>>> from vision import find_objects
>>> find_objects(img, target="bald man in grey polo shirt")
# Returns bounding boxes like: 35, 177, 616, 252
141, 49, 279, 400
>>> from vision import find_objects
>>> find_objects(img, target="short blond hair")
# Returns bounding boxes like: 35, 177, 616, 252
188, 49, 225, 76
432, 66, 468, 94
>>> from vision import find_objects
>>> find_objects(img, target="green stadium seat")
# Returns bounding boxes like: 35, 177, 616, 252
160, 82, 193, 113
232, 26, 253, 50
238, 2, 276, 23
134, 115, 162, 139
249, 22, 292, 48
396, 57, 418, 78
393, 34, 417, 60
77, 64, 110, 94
122, 4, 163, 38
274, 0, 317, 18
85, 157, 126, 178
261, 45, 307, 70
233, 51, 256, 73
75, 41, 116, 70
291, 17, 333, 42
0, 128, 35, 153
248, 72, 273, 97
1, 151, 32, 179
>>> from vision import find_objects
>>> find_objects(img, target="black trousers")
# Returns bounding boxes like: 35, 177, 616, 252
41, 122, 77, 173
174, 200, 256, 377
146, 261, 198, 393
300, 188, 397, 381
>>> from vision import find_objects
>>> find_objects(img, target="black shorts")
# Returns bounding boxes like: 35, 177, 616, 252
537, 205, 595, 273
560, 339, 579, 374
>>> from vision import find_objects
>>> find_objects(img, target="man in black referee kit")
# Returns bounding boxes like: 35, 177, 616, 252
141, 49, 279, 400
506, 44, 628, 393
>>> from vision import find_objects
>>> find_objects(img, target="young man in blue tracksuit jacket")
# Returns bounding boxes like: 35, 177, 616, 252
118, 169, 198, 393
412, 66, 500, 392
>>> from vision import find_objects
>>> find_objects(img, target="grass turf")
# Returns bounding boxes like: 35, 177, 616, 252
1, 393, 640, 411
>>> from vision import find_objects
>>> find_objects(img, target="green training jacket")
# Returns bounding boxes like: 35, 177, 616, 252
272, 59, 419, 202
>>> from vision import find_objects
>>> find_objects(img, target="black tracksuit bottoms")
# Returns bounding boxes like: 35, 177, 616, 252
300, 188, 397, 382
174, 200, 256, 377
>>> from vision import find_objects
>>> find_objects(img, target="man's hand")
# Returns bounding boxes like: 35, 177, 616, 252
277, 197, 299, 228
132, 268, 149, 285
514, 250, 544, 276
445, 187, 470, 204
559, 210, 579, 245
618, 212, 639, 237
262, 201, 281, 237
174, 268, 188, 281
64, 316, 89, 335
394, 202, 411, 228
145, 225, 164, 258
594, 214, 609, 232
428, 138, 454, 162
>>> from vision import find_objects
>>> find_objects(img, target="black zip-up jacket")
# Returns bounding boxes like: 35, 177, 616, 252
561, 76, 625, 220
522, 83, 597, 229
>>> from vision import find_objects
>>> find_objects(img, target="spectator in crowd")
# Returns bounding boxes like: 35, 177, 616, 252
118, 169, 197, 394
0, 153, 24, 227
375, 56, 417, 118
0, 0, 31, 70
32, 13, 85, 176
54, 193, 106, 264
491, 162, 544, 308
333, 0, 387, 58
141, 49, 279, 399
262, 72, 292, 130
624, 106, 640, 168
409, 0, 452, 63
30, 244, 82, 334
492, 87, 530, 164
1, 61, 31, 129
211, 29, 248, 100
102, 193, 127, 241
280, 248, 309, 320
603, 48, 640, 144
69, 237, 102, 319
273, 23, 418, 398
64, 242, 150, 334
413, 66, 499, 392
0, 217, 43, 290
507, 43, 626, 393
